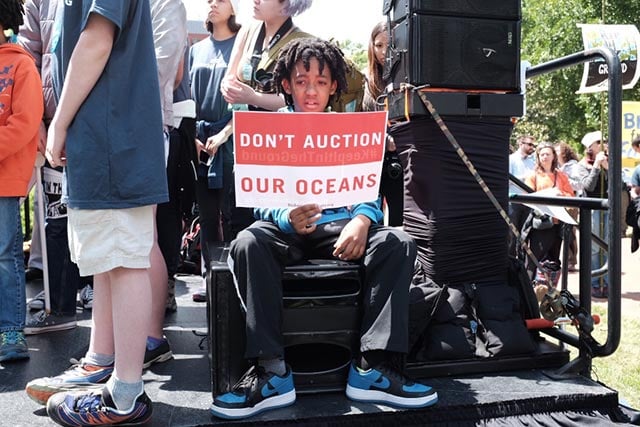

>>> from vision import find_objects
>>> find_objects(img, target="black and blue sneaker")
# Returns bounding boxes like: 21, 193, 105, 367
210, 364, 296, 419
345, 362, 438, 408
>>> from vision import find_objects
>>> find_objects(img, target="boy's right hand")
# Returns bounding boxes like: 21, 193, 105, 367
289, 204, 322, 235
45, 120, 67, 168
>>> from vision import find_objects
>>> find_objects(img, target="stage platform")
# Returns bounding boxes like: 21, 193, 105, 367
0, 275, 635, 426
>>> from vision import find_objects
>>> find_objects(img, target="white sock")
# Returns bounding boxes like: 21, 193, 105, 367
106, 375, 144, 412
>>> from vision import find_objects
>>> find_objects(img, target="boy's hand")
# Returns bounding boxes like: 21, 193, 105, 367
289, 204, 322, 235
333, 215, 371, 261
45, 120, 67, 168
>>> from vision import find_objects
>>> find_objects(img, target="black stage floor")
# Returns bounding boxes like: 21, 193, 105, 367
0, 275, 635, 426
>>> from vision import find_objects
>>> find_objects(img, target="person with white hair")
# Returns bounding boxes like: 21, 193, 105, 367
576, 130, 610, 298
221, 0, 314, 112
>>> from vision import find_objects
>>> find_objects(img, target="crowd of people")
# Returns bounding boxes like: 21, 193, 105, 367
509, 131, 640, 299
1, 0, 437, 425
2, 0, 638, 425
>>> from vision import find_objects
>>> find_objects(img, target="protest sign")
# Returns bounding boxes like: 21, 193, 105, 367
623, 101, 640, 169
577, 24, 640, 94
233, 111, 387, 208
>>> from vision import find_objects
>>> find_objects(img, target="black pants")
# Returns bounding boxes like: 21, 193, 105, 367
196, 160, 254, 268
157, 129, 184, 278
526, 224, 563, 280
508, 203, 530, 258
46, 218, 81, 316
229, 220, 416, 359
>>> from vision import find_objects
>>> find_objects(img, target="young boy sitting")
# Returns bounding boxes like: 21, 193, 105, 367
210, 38, 438, 420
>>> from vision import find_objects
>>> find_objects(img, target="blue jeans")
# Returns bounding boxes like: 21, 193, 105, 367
591, 210, 609, 288
0, 197, 26, 332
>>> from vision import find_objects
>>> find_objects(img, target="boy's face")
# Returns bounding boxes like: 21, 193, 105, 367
281, 58, 337, 113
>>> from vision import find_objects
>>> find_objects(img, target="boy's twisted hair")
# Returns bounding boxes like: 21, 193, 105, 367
0, 0, 25, 35
273, 37, 348, 108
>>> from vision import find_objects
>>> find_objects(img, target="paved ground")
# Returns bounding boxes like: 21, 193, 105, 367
1, 237, 637, 426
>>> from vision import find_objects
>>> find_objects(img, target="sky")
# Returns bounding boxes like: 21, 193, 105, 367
293, 0, 385, 46
184, 0, 385, 46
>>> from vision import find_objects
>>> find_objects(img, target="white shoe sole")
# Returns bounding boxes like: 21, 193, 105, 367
210, 389, 296, 419
346, 384, 438, 408
24, 321, 77, 335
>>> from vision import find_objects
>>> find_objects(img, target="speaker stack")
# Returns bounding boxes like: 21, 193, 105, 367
382, 0, 523, 120
207, 246, 363, 396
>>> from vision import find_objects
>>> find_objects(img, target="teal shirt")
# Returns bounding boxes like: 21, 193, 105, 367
51, 0, 167, 209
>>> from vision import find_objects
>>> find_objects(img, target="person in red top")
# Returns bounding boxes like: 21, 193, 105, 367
523, 141, 575, 282
0, 0, 44, 362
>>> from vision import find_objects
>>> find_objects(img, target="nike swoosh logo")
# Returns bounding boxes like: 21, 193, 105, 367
261, 381, 278, 398
372, 375, 391, 390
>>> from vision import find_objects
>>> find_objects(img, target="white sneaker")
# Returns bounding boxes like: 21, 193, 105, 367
78, 285, 93, 311
27, 290, 45, 311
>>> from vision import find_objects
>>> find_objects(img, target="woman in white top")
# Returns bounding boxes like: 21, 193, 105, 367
220, 0, 313, 112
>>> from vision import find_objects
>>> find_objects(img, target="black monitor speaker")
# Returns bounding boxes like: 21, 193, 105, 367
383, 0, 521, 20
385, 14, 521, 92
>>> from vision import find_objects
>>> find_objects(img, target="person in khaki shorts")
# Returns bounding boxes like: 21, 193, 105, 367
24, 0, 168, 426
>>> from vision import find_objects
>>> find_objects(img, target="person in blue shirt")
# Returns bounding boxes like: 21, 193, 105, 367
508, 134, 537, 257
34, 0, 166, 425
189, 0, 250, 298
210, 37, 438, 420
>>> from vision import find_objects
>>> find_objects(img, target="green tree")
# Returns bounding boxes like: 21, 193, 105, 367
517, 0, 598, 148
335, 39, 367, 71
518, 0, 640, 150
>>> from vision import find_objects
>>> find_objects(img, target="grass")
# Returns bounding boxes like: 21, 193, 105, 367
569, 304, 640, 410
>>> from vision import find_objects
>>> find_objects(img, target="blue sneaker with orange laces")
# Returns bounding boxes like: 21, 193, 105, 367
345, 362, 438, 408
25, 359, 113, 405
46, 386, 152, 426
210, 364, 296, 419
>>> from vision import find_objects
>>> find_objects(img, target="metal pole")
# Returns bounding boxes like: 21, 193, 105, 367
34, 153, 51, 313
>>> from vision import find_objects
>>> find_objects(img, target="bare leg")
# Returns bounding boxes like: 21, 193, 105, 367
149, 206, 168, 339
109, 266, 151, 382
88, 271, 114, 357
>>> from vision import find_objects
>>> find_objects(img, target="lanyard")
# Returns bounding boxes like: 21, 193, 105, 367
250, 17, 294, 72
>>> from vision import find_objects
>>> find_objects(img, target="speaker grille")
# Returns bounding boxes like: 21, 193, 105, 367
388, 14, 521, 91
392, 0, 521, 20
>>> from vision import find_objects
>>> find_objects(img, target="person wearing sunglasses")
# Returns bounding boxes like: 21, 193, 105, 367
508, 135, 537, 257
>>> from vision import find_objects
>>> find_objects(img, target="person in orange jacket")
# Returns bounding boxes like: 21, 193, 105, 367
0, 0, 44, 362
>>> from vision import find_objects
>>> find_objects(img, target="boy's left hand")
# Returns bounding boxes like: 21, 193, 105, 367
333, 215, 371, 261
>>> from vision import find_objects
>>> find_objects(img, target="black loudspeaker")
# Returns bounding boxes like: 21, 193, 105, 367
207, 246, 363, 396
386, 14, 521, 91
386, 91, 524, 121
383, 0, 521, 21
